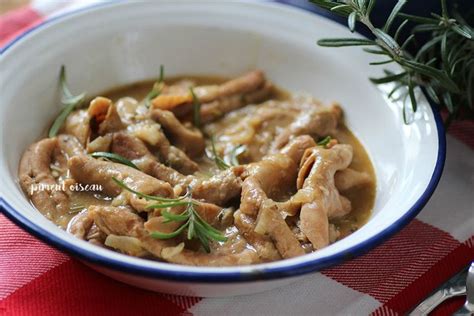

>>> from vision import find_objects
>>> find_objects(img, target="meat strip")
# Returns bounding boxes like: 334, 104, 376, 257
151, 70, 272, 123
272, 104, 342, 150
234, 210, 281, 261
334, 168, 372, 192
57, 134, 86, 158
295, 144, 353, 250
150, 109, 205, 158
19, 138, 70, 221
68, 155, 173, 198
254, 199, 305, 258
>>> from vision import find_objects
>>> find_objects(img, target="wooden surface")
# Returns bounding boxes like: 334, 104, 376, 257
0, 0, 30, 14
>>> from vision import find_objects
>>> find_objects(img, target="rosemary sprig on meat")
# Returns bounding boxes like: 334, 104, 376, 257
190, 87, 201, 128
90, 152, 139, 170
209, 136, 230, 170
144, 64, 165, 108
112, 177, 227, 252
48, 66, 86, 137
311, 0, 474, 124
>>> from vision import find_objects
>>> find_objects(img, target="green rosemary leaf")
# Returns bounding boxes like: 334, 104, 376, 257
370, 72, 407, 84
401, 34, 415, 50
397, 13, 438, 24
48, 66, 85, 138
394, 19, 409, 41
317, 136, 332, 146
192, 209, 223, 235
383, 0, 407, 33
401, 59, 460, 93
161, 209, 189, 221
159, 64, 165, 83
441, 32, 449, 70
144, 65, 165, 108
363, 47, 389, 55
330, 4, 350, 13
187, 218, 195, 240
356, 0, 367, 12
210, 136, 230, 170
48, 100, 83, 138
452, 24, 473, 39
190, 87, 201, 128
309, 0, 353, 16
146, 201, 194, 209
441, 0, 448, 18
370, 59, 395, 65
387, 82, 404, 99
69, 204, 86, 213
59, 65, 74, 101
443, 92, 454, 113
424, 85, 441, 104
144, 89, 161, 108
402, 101, 409, 125
412, 24, 441, 33
348, 11, 357, 32
196, 229, 211, 253
317, 38, 375, 47
408, 77, 417, 112
194, 221, 227, 242
90, 152, 139, 170
230, 144, 246, 166
366, 0, 376, 14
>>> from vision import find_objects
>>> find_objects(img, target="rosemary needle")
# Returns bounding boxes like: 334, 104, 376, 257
90, 152, 139, 170
209, 136, 230, 170
190, 87, 201, 129
144, 64, 165, 108
48, 66, 85, 138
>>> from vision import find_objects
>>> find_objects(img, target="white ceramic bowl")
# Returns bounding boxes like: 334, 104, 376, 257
0, 1, 445, 297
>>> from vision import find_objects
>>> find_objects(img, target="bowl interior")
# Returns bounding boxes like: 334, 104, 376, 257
0, 1, 441, 278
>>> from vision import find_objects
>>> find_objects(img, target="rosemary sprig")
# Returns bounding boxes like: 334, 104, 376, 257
48, 66, 85, 137
229, 144, 246, 166
209, 136, 230, 170
312, 0, 474, 124
190, 87, 201, 128
90, 152, 139, 170
144, 65, 165, 108
317, 136, 332, 147
112, 178, 227, 251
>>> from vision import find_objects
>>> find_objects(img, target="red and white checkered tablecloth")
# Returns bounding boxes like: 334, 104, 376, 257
1, 1, 473, 315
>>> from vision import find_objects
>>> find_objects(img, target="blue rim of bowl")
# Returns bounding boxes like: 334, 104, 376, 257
0, 1, 446, 283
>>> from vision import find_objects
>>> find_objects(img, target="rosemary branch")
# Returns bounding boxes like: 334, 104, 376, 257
112, 177, 227, 252
311, 0, 474, 124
